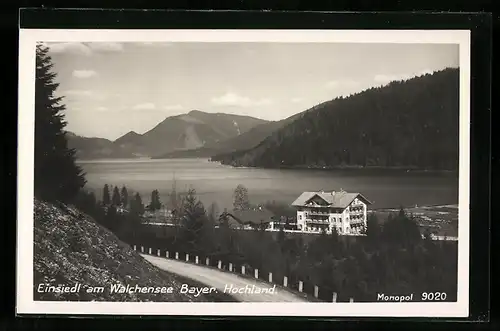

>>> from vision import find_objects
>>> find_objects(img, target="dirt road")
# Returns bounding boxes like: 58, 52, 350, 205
141, 254, 309, 302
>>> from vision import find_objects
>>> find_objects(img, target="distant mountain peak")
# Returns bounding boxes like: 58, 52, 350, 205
114, 130, 143, 144
71, 109, 269, 160
188, 110, 206, 115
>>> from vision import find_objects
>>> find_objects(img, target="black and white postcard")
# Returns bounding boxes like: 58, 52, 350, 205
17, 28, 471, 317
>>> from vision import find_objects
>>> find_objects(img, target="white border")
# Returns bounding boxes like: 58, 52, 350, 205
17, 29, 471, 317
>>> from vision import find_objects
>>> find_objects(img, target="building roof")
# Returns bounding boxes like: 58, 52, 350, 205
224, 208, 275, 226
291, 191, 372, 208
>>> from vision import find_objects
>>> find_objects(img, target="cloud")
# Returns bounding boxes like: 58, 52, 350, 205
374, 74, 412, 84
419, 69, 434, 76
60, 89, 106, 100
47, 42, 93, 56
88, 42, 124, 52
325, 80, 359, 89
139, 42, 174, 47
374, 69, 436, 85
133, 102, 156, 110
163, 104, 184, 111
96, 106, 108, 111
46, 42, 124, 56
291, 97, 304, 103
254, 98, 274, 106
211, 92, 273, 108
72, 70, 97, 78
63, 90, 94, 97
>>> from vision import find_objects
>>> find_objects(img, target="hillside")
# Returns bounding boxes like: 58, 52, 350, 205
66, 132, 137, 160
116, 110, 269, 157
155, 112, 302, 159
33, 198, 225, 302
211, 68, 459, 171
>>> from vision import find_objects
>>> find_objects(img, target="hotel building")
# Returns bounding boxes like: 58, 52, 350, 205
291, 190, 372, 235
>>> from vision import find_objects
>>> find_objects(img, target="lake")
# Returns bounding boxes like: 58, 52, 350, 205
77, 158, 458, 211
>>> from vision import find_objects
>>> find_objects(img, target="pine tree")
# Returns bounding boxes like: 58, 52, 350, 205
155, 189, 162, 210
149, 189, 161, 211
207, 202, 219, 225
130, 193, 144, 216
34, 43, 86, 202
112, 186, 121, 206
366, 213, 381, 242
218, 209, 230, 228
277, 226, 286, 246
102, 184, 111, 205
179, 188, 207, 251
381, 208, 422, 246
120, 186, 129, 208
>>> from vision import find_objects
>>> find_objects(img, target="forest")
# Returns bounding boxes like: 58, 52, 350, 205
73, 185, 458, 302
212, 68, 459, 171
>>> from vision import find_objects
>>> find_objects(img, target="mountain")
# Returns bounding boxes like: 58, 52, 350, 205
211, 68, 459, 171
155, 112, 303, 159
66, 132, 136, 160
67, 111, 268, 159
114, 110, 268, 157
112, 131, 149, 157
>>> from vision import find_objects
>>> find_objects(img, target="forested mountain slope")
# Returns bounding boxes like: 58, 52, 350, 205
211, 68, 459, 171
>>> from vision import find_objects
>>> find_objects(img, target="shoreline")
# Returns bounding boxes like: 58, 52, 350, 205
77, 157, 458, 174
369, 204, 459, 212
218, 164, 458, 174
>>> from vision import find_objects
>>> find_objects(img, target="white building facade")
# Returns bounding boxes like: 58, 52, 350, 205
291, 190, 372, 235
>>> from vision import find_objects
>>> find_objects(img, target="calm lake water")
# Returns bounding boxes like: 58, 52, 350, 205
77, 158, 458, 211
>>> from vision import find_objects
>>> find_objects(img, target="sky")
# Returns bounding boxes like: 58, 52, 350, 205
44, 41, 459, 140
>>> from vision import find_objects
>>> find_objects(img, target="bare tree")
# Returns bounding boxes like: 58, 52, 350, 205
233, 184, 250, 211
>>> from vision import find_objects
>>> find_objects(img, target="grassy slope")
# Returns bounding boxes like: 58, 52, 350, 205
33, 198, 236, 302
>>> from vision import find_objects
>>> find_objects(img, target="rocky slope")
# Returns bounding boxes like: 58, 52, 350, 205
156, 112, 303, 159
114, 110, 269, 157
33, 198, 223, 301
